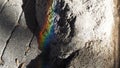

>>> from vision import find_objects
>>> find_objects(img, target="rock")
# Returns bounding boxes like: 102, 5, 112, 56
36, 0, 118, 68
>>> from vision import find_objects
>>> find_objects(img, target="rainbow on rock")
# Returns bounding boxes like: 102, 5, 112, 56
38, 0, 56, 68
38, 0, 55, 50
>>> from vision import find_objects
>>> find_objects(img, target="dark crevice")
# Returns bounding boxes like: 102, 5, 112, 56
24, 34, 34, 56
28, 35, 34, 48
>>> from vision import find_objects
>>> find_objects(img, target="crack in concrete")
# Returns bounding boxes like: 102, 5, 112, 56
18, 35, 35, 68
24, 35, 34, 56
0, 11, 23, 65
0, 25, 17, 65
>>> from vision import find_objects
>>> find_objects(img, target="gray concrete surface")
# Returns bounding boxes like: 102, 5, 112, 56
0, 0, 39, 68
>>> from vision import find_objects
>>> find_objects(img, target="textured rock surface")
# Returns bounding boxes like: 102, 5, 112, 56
0, 0, 119, 68
36, 0, 118, 68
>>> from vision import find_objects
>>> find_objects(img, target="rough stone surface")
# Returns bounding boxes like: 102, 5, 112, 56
36, 0, 118, 68
0, 0, 119, 68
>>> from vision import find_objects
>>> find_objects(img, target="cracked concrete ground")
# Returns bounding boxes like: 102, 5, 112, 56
0, 0, 119, 68
0, 0, 40, 68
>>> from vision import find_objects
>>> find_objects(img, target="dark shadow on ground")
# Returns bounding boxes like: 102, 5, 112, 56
22, 0, 38, 35
22, 0, 51, 68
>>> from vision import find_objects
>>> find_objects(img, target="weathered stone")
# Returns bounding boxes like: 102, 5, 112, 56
36, 0, 118, 68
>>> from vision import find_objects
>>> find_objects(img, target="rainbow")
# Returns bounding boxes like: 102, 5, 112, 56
38, 0, 55, 50
38, 0, 56, 68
